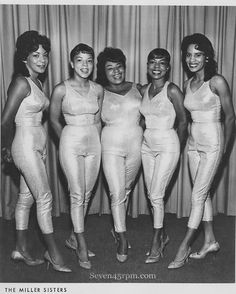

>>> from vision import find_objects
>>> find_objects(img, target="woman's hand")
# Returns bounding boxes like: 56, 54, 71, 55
1, 147, 13, 163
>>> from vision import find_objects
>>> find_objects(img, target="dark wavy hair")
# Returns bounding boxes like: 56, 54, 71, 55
181, 33, 217, 81
147, 48, 171, 83
96, 47, 126, 87
13, 30, 51, 82
69, 43, 95, 79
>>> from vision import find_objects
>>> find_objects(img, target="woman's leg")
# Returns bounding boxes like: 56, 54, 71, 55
168, 149, 200, 265
169, 149, 222, 266
15, 175, 35, 256
84, 151, 101, 216
60, 149, 90, 261
74, 151, 101, 262
188, 150, 222, 229
143, 151, 179, 257
15, 149, 65, 266
102, 152, 129, 256
124, 148, 142, 209
191, 196, 218, 255
102, 153, 126, 233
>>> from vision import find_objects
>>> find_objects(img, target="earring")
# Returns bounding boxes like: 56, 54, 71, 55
206, 57, 209, 63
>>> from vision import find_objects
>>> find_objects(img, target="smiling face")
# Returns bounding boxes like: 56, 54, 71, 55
185, 44, 206, 73
24, 45, 49, 77
105, 61, 125, 86
147, 57, 169, 80
71, 52, 94, 79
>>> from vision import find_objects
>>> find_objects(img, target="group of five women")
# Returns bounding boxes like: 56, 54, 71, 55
1, 30, 235, 273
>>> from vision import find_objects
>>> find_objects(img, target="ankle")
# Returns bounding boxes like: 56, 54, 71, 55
117, 240, 128, 255
76, 248, 89, 261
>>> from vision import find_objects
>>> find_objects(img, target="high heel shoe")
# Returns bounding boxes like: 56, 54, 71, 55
76, 251, 92, 270
65, 238, 95, 257
160, 234, 170, 255
116, 239, 128, 263
44, 251, 72, 272
168, 247, 191, 269
111, 228, 131, 249
145, 250, 161, 264
146, 234, 170, 256
116, 253, 128, 263
189, 241, 220, 259
11, 250, 44, 266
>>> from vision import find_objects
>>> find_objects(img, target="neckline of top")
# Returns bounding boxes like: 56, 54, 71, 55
147, 81, 167, 101
189, 78, 206, 94
28, 77, 43, 92
66, 80, 91, 97
105, 83, 133, 97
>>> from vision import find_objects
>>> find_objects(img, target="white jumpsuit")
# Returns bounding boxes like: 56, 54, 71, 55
11, 77, 53, 234
140, 82, 180, 229
101, 84, 143, 233
184, 78, 224, 229
59, 80, 101, 233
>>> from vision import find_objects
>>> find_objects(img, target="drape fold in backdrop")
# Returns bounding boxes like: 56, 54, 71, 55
1, 5, 236, 220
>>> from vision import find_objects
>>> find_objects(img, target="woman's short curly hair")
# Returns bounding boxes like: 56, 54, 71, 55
14, 30, 51, 80
70, 43, 94, 62
147, 48, 171, 83
96, 47, 126, 87
181, 33, 217, 81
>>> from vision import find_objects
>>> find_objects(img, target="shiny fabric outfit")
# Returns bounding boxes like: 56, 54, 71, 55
11, 77, 52, 234
184, 79, 224, 229
59, 80, 101, 233
140, 82, 180, 229
101, 84, 143, 233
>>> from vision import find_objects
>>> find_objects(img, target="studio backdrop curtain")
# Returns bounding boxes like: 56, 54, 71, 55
1, 5, 236, 219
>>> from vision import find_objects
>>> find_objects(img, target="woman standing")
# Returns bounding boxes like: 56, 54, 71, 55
96, 47, 143, 262
168, 33, 235, 269
50, 43, 103, 269
1, 31, 71, 272
140, 48, 187, 264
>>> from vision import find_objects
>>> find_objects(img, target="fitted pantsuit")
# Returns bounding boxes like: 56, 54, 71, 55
11, 78, 53, 234
101, 84, 143, 233
184, 79, 224, 229
59, 80, 101, 233
140, 82, 180, 229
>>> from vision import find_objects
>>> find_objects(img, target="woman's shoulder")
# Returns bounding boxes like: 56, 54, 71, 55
7, 75, 30, 97
12, 75, 30, 88
90, 80, 104, 93
51, 80, 66, 98
209, 74, 227, 87
167, 81, 182, 93
209, 74, 228, 92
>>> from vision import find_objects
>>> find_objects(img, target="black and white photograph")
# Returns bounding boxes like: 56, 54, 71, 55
0, 0, 235, 293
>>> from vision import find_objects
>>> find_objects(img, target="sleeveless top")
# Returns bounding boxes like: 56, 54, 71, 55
101, 83, 142, 128
184, 78, 221, 123
15, 77, 49, 126
62, 80, 99, 126
140, 81, 176, 130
